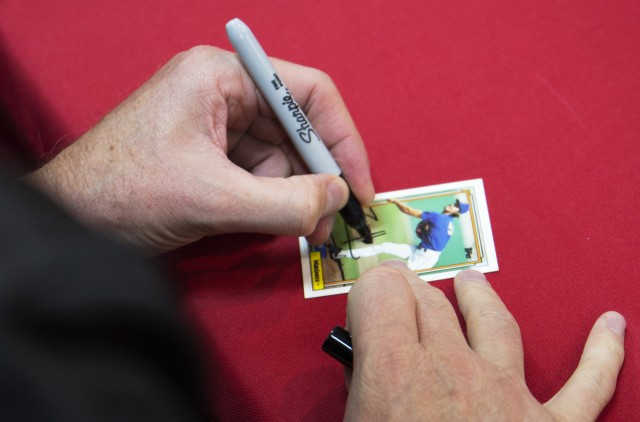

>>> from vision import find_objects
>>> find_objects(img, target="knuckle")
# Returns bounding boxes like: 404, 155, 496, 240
304, 68, 339, 100
359, 266, 410, 289
431, 352, 483, 399
311, 68, 335, 86
279, 179, 324, 236
182, 45, 224, 62
349, 268, 414, 314
418, 283, 446, 300
170, 46, 230, 79
573, 365, 618, 410
602, 334, 626, 359
471, 307, 521, 335
581, 338, 625, 380
588, 370, 616, 398
361, 344, 420, 392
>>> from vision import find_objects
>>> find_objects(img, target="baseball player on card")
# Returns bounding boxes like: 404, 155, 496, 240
335, 198, 470, 270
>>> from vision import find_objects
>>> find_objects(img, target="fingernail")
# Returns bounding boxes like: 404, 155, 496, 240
605, 312, 626, 338
457, 269, 490, 284
326, 177, 348, 213
381, 260, 408, 269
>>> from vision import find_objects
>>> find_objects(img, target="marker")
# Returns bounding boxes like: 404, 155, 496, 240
322, 326, 353, 368
226, 18, 372, 244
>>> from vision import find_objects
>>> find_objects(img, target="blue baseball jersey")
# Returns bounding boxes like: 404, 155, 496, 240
418, 211, 454, 251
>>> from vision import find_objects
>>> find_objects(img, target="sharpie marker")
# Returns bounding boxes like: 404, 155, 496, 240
226, 18, 372, 244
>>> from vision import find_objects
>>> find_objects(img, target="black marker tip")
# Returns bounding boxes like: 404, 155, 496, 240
356, 222, 373, 244
339, 179, 373, 244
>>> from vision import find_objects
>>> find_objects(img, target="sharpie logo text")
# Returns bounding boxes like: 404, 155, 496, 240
271, 73, 283, 90
282, 89, 318, 144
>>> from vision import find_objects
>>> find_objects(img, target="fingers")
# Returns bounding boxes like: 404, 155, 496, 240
227, 133, 296, 177
305, 214, 338, 245
545, 311, 626, 422
345, 261, 468, 418
346, 263, 420, 365
221, 171, 349, 238
396, 262, 468, 347
223, 50, 373, 206
348, 262, 467, 358
344, 264, 422, 417
454, 270, 525, 377
272, 58, 375, 206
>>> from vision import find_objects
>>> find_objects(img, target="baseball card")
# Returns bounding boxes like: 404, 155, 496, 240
299, 178, 498, 298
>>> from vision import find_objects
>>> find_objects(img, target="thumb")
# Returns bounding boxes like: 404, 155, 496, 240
544, 311, 626, 422
231, 172, 349, 237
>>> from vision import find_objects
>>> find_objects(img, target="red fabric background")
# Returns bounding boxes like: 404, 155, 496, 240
1, 1, 638, 420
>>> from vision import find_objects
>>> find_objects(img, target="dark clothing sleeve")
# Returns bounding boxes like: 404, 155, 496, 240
0, 170, 210, 421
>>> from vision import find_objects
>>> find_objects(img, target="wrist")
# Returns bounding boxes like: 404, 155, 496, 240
23, 138, 106, 229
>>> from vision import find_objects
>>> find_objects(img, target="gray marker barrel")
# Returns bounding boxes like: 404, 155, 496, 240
226, 18, 341, 176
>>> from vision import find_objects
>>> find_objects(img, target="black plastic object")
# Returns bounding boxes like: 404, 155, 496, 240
322, 326, 353, 368
339, 177, 373, 244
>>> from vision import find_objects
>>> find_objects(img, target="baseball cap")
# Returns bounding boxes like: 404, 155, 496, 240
454, 199, 470, 214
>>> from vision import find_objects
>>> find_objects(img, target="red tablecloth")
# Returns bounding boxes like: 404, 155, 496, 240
1, 1, 638, 420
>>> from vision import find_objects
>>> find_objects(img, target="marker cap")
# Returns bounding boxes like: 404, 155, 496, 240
322, 326, 353, 368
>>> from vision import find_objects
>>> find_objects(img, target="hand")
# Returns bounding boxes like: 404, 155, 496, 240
25, 46, 374, 253
345, 262, 625, 421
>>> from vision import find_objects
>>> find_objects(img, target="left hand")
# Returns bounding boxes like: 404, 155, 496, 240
344, 263, 626, 421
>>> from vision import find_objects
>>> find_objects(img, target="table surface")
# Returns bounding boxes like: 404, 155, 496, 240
1, 1, 638, 420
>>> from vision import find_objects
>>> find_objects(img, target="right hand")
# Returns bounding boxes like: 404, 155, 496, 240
26, 46, 374, 253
